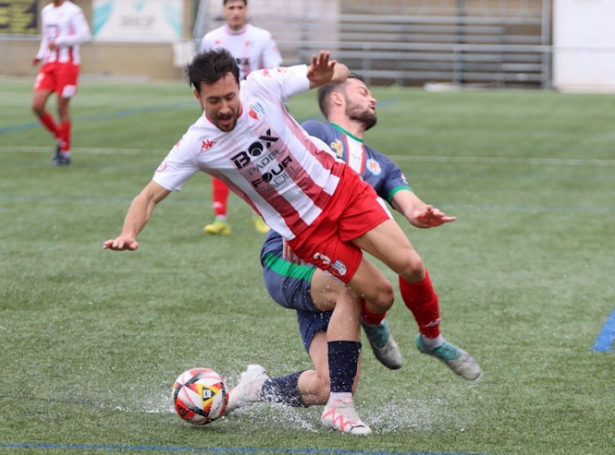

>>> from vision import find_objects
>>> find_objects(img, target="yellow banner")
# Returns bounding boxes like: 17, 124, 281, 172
0, 0, 38, 35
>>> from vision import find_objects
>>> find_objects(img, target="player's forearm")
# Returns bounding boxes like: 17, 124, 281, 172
55, 20, 91, 47
119, 194, 155, 240
55, 30, 91, 47
391, 191, 427, 227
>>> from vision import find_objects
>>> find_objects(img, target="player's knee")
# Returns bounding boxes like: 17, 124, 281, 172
31, 104, 44, 117
397, 253, 425, 283
372, 281, 395, 311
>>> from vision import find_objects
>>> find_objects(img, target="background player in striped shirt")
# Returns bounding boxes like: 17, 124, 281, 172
224, 75, 481, 435
200, 0, 283, 235
31, 0, 91, 166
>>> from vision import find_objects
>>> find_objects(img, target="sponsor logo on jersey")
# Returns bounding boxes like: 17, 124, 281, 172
200, 140, 215, 152
330, 140, 343, 157
331, 260, 347, 277
366, 158, 382, 175
230, 129, 292, 190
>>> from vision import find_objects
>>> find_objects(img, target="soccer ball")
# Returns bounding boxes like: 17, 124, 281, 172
172, 368, 228, 425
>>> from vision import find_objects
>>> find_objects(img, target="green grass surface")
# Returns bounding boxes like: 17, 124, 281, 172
1, 78, 614, 455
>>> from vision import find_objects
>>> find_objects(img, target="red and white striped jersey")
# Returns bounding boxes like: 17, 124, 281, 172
153, 65, 343, 240
200, 24, 283, 79
36, 1, 91, 64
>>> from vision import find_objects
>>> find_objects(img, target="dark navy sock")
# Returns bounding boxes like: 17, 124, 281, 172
260, 371, 307, 407
328, 340, 361, 393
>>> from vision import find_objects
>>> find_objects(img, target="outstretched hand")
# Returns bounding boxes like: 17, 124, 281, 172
413, 205, 456, 228
102, 235, 139, 251
306, 51, 336, 86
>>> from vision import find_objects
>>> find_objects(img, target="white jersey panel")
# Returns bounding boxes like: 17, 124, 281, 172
199, 24, 283, 79
37, 1, 91, 64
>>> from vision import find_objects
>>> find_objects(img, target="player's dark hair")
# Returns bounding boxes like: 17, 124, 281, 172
224, 0, 247, 5
186, 48, 240, 93
317, 73, 365, 119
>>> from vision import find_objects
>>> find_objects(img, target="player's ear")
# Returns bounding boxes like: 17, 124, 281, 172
331, 91, 344, 107
193, 88, 202, 102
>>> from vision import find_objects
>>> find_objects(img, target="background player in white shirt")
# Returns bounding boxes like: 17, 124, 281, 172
103, 49, 461, 434
200, 0, 283, 235
31, 0, 91, 166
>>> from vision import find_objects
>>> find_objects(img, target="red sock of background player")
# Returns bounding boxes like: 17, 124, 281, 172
399, 269, 444, 348
58, 121, 71, 154
361, 299, 386, 326
40, 112, 59, 139
211, 177, 230, 220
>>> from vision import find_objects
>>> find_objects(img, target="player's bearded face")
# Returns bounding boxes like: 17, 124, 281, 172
198, 75, 241, 132
345, 96, 377, 131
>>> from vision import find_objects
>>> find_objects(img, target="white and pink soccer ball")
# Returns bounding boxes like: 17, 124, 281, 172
172, 368, 228, 425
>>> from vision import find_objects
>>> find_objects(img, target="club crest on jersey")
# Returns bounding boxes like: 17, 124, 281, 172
366, 158, 382, 175
249, 103, 265, 120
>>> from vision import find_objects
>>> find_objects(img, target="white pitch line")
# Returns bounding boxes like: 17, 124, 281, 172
2, 146, 615, 167
388, 155, 615, 166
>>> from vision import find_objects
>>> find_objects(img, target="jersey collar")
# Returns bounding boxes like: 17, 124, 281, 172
330, 123, 363, 143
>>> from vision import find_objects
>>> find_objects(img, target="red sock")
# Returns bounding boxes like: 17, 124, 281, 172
58, 121, 71, 153
399, 269, 441, 338
212, 177, 230, 217
361, 299, 386, 326
40, 112, 59, 138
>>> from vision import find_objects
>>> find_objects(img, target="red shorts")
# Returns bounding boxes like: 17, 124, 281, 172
34, 62, 80, 98
288, 164, 392, 284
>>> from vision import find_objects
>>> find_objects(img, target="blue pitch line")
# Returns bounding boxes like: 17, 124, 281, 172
0, 444, 485, 455
593, 308, 615, 352
0, 102, 196, 134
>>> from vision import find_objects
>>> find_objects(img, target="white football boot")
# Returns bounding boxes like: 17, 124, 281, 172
321, 397, 372, 435
225, 364, 269, 415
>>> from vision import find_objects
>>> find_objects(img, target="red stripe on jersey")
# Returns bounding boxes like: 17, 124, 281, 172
286, 115, 339, 171
209, 166, 310, 237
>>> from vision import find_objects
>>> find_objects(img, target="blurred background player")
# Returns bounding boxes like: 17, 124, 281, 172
199, 0, 283, 235
223, 75, 481, 434
31, 0, 91, 166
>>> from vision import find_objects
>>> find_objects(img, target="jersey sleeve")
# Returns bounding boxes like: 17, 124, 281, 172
371, 148, 413, 202
199, 34, 213, 53
262, 34, 283, 69
301, 121, 335, 143
36, 32, 49, 60
55, 8, 91, 47
248, 65, 310, 103
152, 137, 200, 192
